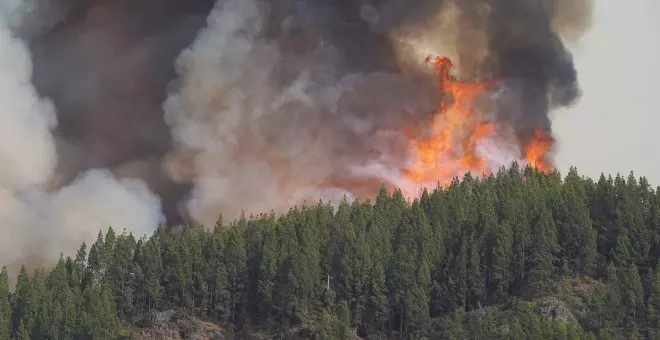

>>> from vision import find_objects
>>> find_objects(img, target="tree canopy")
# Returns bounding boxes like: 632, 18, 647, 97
2, 164, 659, 339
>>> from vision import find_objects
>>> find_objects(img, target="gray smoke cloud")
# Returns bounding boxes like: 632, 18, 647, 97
164, 0, 593, 226
391, 0, 593, 150
0, 0, 593, 269
163, 0, 437, 225
0, 2, 163, 274
27, 0, 215, 226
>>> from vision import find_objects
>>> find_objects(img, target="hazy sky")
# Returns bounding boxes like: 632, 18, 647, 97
554, 0, 660, 184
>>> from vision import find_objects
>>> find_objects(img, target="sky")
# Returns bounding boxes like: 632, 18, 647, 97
554, 0, 660, 185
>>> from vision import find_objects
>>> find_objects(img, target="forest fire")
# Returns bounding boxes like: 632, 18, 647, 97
403, 56, 554, 187
524, 128, 554, 172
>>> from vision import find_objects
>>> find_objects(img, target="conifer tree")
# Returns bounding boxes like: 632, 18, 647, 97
13, 265, 33, 337
0, 163, 656, 338
337, 300, 352, 340
0, 267, 10, 340
16, 319, 29, 340
527, 205, 559, 294
647, 265, 660, 336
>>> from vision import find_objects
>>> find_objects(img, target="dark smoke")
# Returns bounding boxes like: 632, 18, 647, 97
26, 0, 216, 225
16, 0, 592, 232
481, 0, 585, 146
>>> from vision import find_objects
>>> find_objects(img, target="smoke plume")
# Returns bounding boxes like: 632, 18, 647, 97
0, 2, 163, 274
0, 0, 593, 268
164, 0, 593, 226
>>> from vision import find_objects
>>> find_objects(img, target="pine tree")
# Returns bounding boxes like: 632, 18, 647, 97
13, 265, 33, 336
0, 267, 10, 340
591, 174, 619, 268
621, 264, 644, 325
86, 231, 105, 286
561, 168, 597, 275
466, 233, 484, 307
529, 314, 544, 340
16, 319, 29, 340
648, 265, 660, 336
108, 231, 137, 319
84, 283, 121, 339
73, 242, 87, 288
225, 227, 248, 324
527, 204, 559, 294
498, 165, 531, 291
482, 310, 497, 339
540, 317, 555, 339
406, 260, 430, 337
488, 222, 513, 302
448, 311, 465, 340
601, 263, 623, 327
254, 222, 278, 324
316, 310, 338, 340
337, 300, 352, 340
614, 231, 634, 268
508, 317, 525, 340
364, 262, 388, 336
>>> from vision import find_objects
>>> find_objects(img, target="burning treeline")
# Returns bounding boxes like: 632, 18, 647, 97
164, 0, 592, 225
403, 55, 553, 188
0, 0, 592, 270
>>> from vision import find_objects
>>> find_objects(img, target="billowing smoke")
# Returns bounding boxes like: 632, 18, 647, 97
0, 2, 163, 274
0, 0, 593, 267
27, 0, 215, 226
164, 0, 593, 225
395, 0, 592, 146
162, 0, 438, 224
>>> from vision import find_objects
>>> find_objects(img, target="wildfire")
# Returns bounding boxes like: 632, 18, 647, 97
403, 56, 554, 187
524, 128, 553, 172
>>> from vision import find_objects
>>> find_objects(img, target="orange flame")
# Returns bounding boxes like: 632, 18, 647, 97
403, 56, 553, 187
525, 128, 553, 172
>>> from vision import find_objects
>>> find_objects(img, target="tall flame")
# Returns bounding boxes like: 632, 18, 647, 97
311, 55, 554, 201
403, 56, 554, 187
525, 128, 554, 172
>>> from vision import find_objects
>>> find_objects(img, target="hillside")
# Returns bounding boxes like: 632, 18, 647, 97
1, 164, 660, 339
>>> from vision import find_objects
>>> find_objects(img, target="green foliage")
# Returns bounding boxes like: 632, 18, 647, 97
0, 267, 10, 340
3, 164, 660, 338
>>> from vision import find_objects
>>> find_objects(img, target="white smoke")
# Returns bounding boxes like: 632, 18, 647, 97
164, 0, 351, 226
164, 0, 439, 226
0, 3, 163, 271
